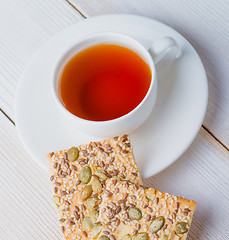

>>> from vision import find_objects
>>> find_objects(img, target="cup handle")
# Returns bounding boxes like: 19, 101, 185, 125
148, 37, 180, 73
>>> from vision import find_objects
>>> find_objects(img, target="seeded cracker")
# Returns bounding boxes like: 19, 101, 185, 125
98, 179, 196, 240
47, 135, 142, 240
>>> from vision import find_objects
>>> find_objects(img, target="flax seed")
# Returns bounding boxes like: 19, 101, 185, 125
98, 147, 104, 153
118, 199, 127, 204
184, 208, 191, 212
183, 211, 188, 216
103, 231, 110, 235
70, 188, 75, 194
93, 142, 98, 147
82, 231, 87, 237
120, 173, 126, 179
168, 218, 173, 223
57, 164, 61, 171
80, 212, 84, 219
110, 157, 115, 164
115, 206, 121, 214
114, 188, 119, 194
151, 215, 156, 221
88, 144, 93, 151
125, 143, 131, 147
130, 195, 136, 200
67, 168, 71, 175
175, 202, 180, 209
71, 165, 77, 171
75, 180, 81, 186
62, 207, 69, 211
112, 170, 119, 176
104, 190, 113, 197
117, 145, 122, 151
61, 191, 67, 196
134, 184, 139, 190
74, 212, 80, 220
133, 230, 138, 235
147, 207, 152, 212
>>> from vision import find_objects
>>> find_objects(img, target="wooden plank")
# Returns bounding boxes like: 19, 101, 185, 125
0, 112, 61, 240
0, 0, 84, 120
68, 0, 229, 148
1, 112, 229, 239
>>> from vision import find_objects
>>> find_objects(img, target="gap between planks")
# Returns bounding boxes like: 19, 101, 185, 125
0, 108, 15, 126
65, 0, 87, 18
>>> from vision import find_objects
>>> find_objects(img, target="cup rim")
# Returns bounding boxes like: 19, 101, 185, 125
52, 31, 156, 124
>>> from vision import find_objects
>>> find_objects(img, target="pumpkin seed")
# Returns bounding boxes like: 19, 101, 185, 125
128, 207, 142, 220
80, 166, 92, 184
175, 222, 189, 234
91, 223, 102, 239
53, 195, 60, 208
82, 217, 94, 232
81, 185, 93, 201
87, 197, 99, 209
67, 147, 79, 162
99, 235, 110, 240
121, 234, 132, 240
133, 233, 149, 240
95, 167, 108, 180
149, 216, 165, 233
145, 188, 156, 201
92, 178, 102, 193
90, 209, 99, 223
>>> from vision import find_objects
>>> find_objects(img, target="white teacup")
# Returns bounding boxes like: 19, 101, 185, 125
52, 32, 179, 137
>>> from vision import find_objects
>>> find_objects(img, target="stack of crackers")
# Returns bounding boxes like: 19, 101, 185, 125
47, 135, 196, 240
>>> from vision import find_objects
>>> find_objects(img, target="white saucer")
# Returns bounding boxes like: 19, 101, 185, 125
15, 14, 208, 178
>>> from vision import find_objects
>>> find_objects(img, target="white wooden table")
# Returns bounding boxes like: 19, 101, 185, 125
0, 1, 229, 239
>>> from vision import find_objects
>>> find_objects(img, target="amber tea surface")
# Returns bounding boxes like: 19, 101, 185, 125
59, 44, 152, 121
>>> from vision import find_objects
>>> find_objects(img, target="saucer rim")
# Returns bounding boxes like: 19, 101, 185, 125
15, 14, 208, 178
